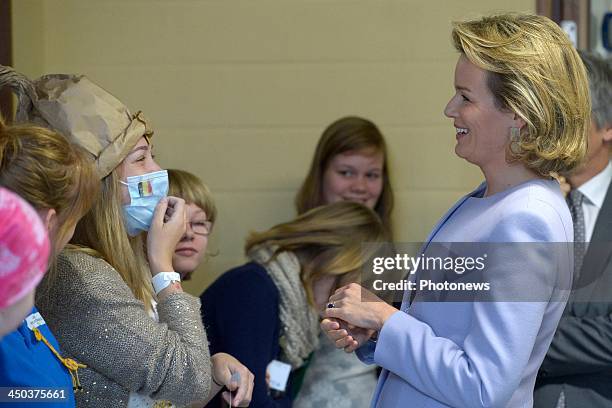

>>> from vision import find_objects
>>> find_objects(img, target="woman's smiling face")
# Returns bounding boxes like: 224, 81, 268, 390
444, 55, 518, 171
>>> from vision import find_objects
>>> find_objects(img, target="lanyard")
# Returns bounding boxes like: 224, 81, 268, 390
32, 326, 86, 391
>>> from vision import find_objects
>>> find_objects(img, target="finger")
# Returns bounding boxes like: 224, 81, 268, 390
327, 298, 346, 309
233, 380, 251, 407
231, 371, 246, 402
151, 197, 169, 227
328, 291, 345, 302
165, 196, 185, 221
326, 328, 349, 341
225, 371, 240, 391
231, 382, 245, 405
324, 305, 348, 320
320, 318, 340, 331
221, 391, 232, 405
343, 338, 360, 353
244, 372, 255, 405
329, 290, 357, 304
164, 198, 187, 236
335, 335, 355, 349
347, 282, 364, 290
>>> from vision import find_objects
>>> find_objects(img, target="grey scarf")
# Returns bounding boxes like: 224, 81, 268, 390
248, 246, 319, 369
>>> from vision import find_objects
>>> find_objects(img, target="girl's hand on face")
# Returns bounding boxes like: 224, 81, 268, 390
211, 353, 254, 407
147, 196, 187, 274
324, 283, 398, 332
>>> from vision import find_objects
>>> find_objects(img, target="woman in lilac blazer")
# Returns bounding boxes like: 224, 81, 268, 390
322, 14, 591, 408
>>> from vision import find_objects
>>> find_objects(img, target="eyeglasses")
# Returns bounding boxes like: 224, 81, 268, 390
187, 220, 213, 236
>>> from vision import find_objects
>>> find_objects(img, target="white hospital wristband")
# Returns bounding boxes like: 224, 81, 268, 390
152, 272, 181, 294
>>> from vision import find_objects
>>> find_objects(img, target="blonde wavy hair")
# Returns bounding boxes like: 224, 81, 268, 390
452, 13, 590, 175
0, 118, 99, 278
245, 201, 386, 306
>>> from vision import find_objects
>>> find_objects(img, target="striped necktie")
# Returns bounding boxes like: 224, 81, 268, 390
567, 189, 586, 280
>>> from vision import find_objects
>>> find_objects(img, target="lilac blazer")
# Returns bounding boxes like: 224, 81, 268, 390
358, 179, 573, 408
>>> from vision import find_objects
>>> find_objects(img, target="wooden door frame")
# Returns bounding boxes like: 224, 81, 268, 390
0, 0, 12, 121
537, 0, 590, 50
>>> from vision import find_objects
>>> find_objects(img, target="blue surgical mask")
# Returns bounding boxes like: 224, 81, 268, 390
120, 170, 169, 236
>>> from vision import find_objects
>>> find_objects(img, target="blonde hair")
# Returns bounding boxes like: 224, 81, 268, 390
246, 201, 385, 306
295, 116, 394, 238
70, 169, 154, 309
452, 13, 590, 175
0, 119, 98, 266
168, 169, 217, 224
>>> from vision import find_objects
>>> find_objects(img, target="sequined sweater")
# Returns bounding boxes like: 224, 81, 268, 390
36, 250, 212, 407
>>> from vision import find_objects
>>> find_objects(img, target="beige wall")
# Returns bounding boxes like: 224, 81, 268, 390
12, 0, 534, 296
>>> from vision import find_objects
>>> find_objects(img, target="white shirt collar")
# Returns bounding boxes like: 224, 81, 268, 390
578, 161, 612, 209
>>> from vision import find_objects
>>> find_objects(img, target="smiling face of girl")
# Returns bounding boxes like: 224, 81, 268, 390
118, 136, 162, 205
321, 148, 384, 210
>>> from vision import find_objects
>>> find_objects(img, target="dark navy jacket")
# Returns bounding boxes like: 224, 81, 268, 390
201, 262, 294, 408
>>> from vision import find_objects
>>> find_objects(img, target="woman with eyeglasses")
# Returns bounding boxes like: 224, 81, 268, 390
168, 169, 217, 281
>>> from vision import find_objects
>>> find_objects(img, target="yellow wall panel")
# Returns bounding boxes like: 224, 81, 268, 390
12, 0, 535, 295
11, 0, 45, 78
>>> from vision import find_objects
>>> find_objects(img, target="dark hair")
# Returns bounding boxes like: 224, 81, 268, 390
578, 50, 612, 131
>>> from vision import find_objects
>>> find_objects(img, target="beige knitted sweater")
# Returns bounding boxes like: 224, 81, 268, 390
36, 250, 212, 407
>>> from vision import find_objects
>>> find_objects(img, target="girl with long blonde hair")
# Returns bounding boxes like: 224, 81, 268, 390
201, 201, 385, 407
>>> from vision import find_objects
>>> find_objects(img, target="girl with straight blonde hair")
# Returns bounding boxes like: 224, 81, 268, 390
201, 201, 386, 407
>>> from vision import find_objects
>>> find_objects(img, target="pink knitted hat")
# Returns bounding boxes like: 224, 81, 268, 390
0, 187, 50, 309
